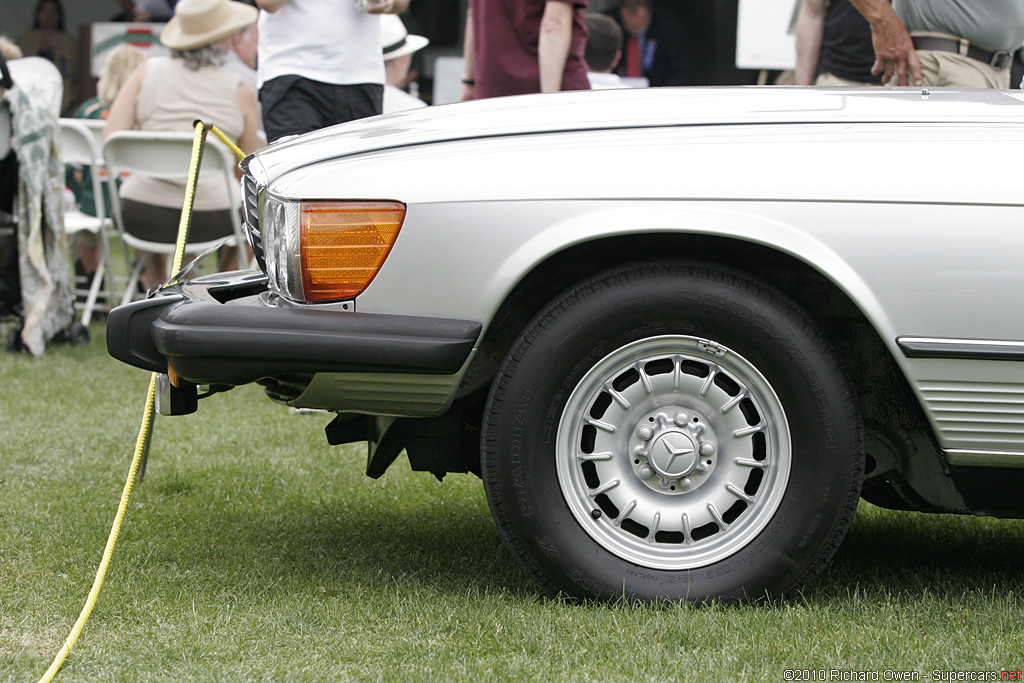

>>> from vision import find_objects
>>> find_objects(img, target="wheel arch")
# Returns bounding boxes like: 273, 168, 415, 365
459, 225, 957, 512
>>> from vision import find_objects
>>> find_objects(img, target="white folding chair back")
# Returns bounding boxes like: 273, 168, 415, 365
59, 118, 109, 232
102, 130, 247, 304
78, 118, 106, 148
58, 117, 118, 325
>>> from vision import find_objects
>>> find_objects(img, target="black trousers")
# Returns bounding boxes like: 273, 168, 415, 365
259, 76, 383, 143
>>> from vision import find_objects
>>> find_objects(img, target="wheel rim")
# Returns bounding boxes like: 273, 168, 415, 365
556, 335, 791, 570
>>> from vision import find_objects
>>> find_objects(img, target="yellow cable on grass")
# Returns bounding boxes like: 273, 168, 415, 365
38, 121, 213, 683
37, 376, 156, 683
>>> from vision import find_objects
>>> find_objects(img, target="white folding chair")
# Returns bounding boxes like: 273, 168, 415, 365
58, 118, 119, 325
102, 130, 248, 305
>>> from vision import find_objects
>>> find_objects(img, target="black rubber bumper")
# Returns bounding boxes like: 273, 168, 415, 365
106, 280, 482, 386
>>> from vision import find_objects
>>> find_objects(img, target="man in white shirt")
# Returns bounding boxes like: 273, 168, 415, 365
255, 0, 409, 142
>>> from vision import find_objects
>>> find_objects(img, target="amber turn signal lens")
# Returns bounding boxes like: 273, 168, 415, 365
299, 201, 406, 302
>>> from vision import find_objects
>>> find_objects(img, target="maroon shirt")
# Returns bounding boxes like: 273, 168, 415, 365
470, 0, 590, 99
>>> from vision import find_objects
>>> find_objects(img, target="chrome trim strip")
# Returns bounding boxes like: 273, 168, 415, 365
946, 448, 1024, 468
898, 336, 1024, 361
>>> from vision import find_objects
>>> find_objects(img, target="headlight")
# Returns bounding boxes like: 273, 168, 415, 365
262, 195, 302, 300
260, 196, 405, 303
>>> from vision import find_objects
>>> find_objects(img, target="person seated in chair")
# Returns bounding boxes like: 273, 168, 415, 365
67, 44, 146, 282
104, 0, 261, 291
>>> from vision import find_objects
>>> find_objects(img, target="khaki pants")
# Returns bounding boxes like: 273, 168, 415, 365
891, 31, 1011, 89
814, 73, 881, 87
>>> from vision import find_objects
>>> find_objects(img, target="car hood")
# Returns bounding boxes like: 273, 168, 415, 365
249, 86, 1024, 182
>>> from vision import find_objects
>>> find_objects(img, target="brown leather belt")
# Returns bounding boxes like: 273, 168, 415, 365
911, 36, 1013, 70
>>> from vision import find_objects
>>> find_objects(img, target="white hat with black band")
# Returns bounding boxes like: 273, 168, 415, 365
379, 14, 429, 61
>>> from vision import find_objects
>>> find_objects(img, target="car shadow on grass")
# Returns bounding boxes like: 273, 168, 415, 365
805, 503, 1024, 603
128, 480, 1024, 605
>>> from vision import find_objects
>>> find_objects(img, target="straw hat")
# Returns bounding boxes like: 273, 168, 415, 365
160, 0, 258, 51
379, 14, 429, 61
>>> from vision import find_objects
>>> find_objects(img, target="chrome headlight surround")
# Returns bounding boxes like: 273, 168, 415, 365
261, 194, 303, 301
241, 155, 267, 272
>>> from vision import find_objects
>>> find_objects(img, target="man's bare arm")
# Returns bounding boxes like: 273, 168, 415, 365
461, 8, 475, 100
848, 0, 922, 85
795, 0, 825, 86
538, 0, 573, 93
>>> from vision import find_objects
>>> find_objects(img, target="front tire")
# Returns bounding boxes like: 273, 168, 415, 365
481, 262, 863, 602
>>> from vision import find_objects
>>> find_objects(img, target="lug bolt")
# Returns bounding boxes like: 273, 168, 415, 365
639, 465, 655, 479
637, 425, 653, 441
700, 442, 715, 457
674, 411, 689, 426
680, 476, 693, 490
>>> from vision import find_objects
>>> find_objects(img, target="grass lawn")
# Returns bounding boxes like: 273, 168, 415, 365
2, 321, 1023, 682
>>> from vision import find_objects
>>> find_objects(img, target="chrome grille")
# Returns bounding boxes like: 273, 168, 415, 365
242, 172, 265, 271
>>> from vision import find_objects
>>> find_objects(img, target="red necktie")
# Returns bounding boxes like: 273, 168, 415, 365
626, 35, 641, 78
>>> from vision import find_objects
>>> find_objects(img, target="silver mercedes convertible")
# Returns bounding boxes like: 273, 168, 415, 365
108, 86, 1024, 603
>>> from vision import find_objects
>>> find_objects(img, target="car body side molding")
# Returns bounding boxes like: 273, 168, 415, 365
897, 336, 1024, 362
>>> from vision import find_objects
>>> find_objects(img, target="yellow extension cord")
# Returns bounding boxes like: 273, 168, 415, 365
38, 122, 244, 683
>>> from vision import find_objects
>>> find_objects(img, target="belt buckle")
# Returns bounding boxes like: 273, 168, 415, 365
990, 50, 1012, 70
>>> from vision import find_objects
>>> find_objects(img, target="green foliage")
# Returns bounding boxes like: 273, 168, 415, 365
2, 326, 1023, 681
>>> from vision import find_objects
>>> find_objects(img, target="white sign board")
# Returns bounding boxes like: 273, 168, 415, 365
90, 23, 168, 77
433, 56, 465, 106
736, 0, 799, 71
